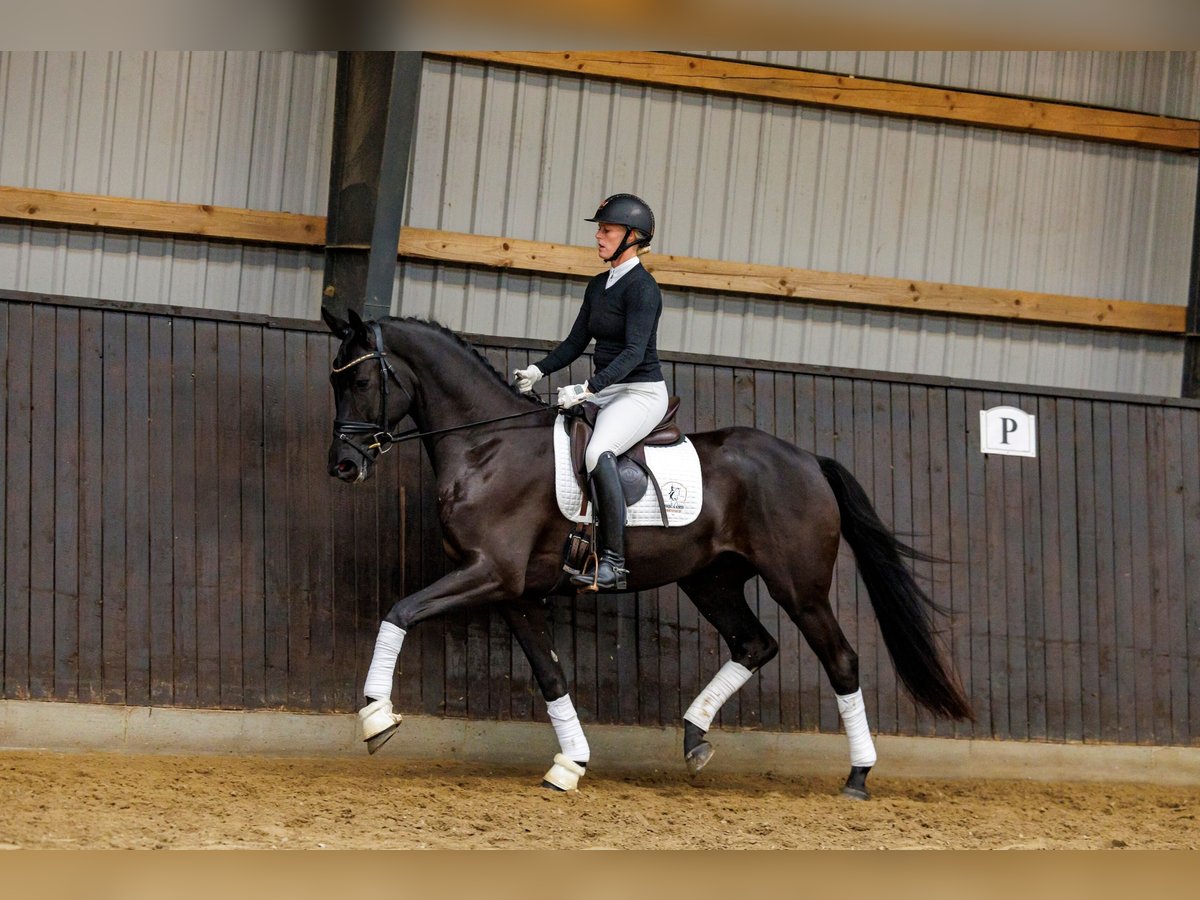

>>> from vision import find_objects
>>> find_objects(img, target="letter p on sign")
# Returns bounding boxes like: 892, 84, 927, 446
980, 406, 1037, 457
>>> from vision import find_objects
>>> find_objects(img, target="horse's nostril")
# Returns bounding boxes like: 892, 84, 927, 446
336, 460, 358, 480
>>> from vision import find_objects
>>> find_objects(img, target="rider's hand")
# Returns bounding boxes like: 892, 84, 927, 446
557, 383, 593, 409
512, 364, 543, 393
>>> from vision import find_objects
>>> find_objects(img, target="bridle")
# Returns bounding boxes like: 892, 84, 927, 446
331, 321, 554, 464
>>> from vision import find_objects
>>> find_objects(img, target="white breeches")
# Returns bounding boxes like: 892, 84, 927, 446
585, 381, 669, 472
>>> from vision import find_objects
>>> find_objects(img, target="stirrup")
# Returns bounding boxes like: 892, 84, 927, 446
571, 555, 627, 592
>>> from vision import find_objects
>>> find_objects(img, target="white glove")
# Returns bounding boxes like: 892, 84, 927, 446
557, 383, 593, 409
512, 364, 543, 393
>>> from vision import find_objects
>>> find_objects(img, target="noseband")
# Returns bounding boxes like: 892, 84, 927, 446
331, 322, 415, 462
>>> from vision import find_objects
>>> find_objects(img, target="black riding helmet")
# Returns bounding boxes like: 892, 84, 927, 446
586, 193, 655, 262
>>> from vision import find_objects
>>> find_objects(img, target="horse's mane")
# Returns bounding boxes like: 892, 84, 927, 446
382, 316, 551, 407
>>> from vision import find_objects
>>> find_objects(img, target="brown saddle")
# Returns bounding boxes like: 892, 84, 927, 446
564, 396, 684, 519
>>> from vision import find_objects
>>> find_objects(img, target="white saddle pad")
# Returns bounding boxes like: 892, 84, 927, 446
553, 414, 703, 527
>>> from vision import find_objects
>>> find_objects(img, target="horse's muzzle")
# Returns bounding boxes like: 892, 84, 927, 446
331, 458, 363, 482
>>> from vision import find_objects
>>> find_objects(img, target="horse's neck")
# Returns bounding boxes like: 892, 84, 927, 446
393, 327, 529, 445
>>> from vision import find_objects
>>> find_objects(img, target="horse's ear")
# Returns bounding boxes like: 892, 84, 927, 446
321, 305, 352, 339
347, 308, 366, 335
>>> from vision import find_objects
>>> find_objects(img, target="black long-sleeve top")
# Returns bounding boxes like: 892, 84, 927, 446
533, 264, 664, 392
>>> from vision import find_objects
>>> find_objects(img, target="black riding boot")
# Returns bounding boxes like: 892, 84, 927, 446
572, 451, 627, 591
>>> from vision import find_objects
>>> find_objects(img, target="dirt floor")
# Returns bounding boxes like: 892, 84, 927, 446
1, 749, 1197, 850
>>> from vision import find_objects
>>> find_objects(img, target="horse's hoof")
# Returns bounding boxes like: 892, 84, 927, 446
541, 779, 567, 792
685, 741, 714, 776
366, 723, 399, 755
359, 698, 403, 754
841, 765, 871, 800
542, 754, 586, 791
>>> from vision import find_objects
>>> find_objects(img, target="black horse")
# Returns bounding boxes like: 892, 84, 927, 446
323, 309, 971, 799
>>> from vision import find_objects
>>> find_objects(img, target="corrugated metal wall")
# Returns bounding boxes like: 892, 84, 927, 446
0, 51, 334, 318
401, 55, 1195, 397
0, 51, 1196, 395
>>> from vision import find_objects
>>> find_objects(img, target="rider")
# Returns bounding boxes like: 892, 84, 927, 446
513, 193, 668, 592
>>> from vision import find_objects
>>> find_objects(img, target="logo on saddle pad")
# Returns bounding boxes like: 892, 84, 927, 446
663, 482, 687, 512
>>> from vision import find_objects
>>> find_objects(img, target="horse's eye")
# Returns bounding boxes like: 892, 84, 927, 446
354, 377, 370, 390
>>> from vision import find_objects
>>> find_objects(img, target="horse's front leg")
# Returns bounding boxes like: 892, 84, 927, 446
360, 557, 509, 753
500, 598, 588, 792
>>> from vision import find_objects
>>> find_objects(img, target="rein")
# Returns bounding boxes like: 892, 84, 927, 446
332, 322, 554, 456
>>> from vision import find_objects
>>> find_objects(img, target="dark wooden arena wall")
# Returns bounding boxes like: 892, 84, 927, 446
3, 290, 1199, 747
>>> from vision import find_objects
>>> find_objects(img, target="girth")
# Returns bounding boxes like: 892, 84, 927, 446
564, 396, 684, 523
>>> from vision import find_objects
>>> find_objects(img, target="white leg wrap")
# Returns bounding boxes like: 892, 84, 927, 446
683, 661, 754, 732
542, 754, 586, 792
546, 694, 590, 763
363, 622, 406, 701
836, 688, 878, 767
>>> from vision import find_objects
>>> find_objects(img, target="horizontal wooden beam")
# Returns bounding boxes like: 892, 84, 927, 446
399, 228, 1186, 334
433, 51, 1200, 153
0, 185, 326, 246
0, 186, 1185, 334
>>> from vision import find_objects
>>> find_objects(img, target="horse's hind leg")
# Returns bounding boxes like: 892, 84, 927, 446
677, 555, 779, 776
500, 597, 588, 792
761, 564, 877, 800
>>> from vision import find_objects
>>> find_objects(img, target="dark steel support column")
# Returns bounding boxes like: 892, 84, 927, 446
1182, 166, 1200, 398
321, 52, 422, 321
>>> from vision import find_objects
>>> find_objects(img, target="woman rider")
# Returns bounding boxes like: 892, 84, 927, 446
513, 193, 668, 592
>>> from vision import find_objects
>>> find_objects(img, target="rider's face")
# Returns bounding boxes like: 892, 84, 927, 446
595, 222, 628, 263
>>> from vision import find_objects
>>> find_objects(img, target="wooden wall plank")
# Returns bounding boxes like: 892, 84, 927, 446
216, 324, 246, 707
943, 389, 974, 739
1091, 404, 1120, 743
147, 316, 175, 706
260, 327, 290, 707
963, 389, 992, 739
305, 333, 336, 711
192, 321, 221, 707
282, 330, 312, 709
809, 374, 840, 735
892, 382, 920, 737
401, 228, 1185, 335
237, 326, 266, 709
437, 51, 1200, 152
1036, 396, 1061, 742
1000, 396, 1027, 742
28, 305, 58, 699
0, 186, 326, 246
1165, 409, 1192, 744
1073, 401, 1101, 742
123, 314, 151, 707
1127, 407, 1153, 744
1146, 408, 1174, 744
1057, 400, 1084, 742
100, 311, 128, 704
4, 303, 33, 699
77, 309, 105, 702
1108, 404, 1137, 743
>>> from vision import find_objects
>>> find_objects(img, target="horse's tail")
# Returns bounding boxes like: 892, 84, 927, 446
818, 456, 973, 721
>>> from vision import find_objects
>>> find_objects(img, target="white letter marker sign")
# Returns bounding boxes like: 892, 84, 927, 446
979, 406, 1037, 458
